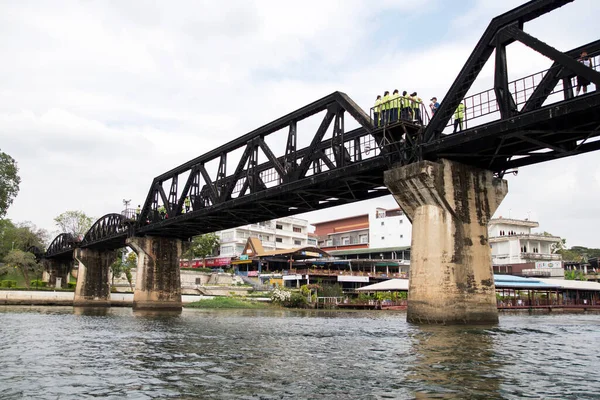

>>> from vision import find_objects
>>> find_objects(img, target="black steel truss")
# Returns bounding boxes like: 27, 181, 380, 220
46, 233, 79, 259
80, 213, 130, 250
423, 0, 600, 142
44, 0, 600, 256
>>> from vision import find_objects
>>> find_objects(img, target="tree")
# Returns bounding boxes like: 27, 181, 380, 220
188, 233, 220, 266
109, 249, 137, 291
0, 150, 21, 219
54, 210, 94, 238
0, 220, 49, 261
3, 249, 39, 288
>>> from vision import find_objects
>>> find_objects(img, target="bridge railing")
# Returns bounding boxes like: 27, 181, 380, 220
444, 53, 600, 133
369, 97, 431, 128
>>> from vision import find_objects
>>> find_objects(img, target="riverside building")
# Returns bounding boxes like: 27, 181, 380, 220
488, 218, 564, 278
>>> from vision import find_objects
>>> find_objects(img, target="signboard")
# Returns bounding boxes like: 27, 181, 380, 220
247, 270, 259, 277
535, 261, 562, 269
338, 275, 369, 283
180, 257, 231, 268
301, 251, 322, 258
240, 255, 249, 260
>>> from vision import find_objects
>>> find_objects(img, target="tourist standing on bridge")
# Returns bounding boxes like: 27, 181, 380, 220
576, 51, 593, 95
453, 102, 465, 133
400, 91, 411, 121
135, 205, 141, 219
411, 92, 423, 124
184, 196, 191, 213
158, 205, 166, 220
373, 95, 382, 126
430, 97, 439, 115
390, 90, 400, 123
381, 91, 390, 125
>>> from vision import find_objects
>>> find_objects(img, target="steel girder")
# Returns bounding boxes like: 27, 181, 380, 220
135, 91, 412, 239
423, 92, 600, 172
45, 233, 79, 259
80, 213, 130, 250
424, 0, 576, 142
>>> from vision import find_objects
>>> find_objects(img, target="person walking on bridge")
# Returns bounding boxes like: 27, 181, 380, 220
381, 91, 390, 125
576, 51, 593, 95
373, 95, 382, 126
135, 205, 141, 219
453, 102, 465, 133
184, 196, 191, 213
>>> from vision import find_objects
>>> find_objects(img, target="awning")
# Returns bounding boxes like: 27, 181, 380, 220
231, 260, 253, 265
375, 262, 399, 267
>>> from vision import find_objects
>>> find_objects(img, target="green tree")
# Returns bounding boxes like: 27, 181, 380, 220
110, 249, 137, 291
54, 210, 94, 238
3, 249, 40, 288
187, 233, 220, 266
0, 150, 21, 219
0, 220, 49, 261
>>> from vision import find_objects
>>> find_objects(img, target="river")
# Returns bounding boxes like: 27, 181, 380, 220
0, 307, 598, 399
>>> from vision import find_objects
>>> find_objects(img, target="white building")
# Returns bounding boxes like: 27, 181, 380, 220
488, 218, 563, 277
217, 217, 311, 257
368, 207, 412, 248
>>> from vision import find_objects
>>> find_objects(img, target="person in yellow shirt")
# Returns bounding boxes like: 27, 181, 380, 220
400, 91, 411, 121
373, 95, 382, 126
381, 91, 390, 125
389, 89, 400, 123
410, 92, 423, 124
453, 103, 465, 133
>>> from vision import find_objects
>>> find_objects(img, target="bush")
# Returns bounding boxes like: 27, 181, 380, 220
1, 280, 18, 288
285, 292, 308, 308
30, 280, 47, 288
68, 282, 77, 289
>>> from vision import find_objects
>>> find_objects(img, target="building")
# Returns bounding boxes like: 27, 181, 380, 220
217, 216, 311, 258
488, 218, 563, 278
368, 207, 411, 248
314, 206, 411, 252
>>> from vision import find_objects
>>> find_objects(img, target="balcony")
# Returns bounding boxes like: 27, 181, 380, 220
521, 252, 562, 261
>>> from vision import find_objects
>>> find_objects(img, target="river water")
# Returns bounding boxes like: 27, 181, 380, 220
0, 307, 599, 399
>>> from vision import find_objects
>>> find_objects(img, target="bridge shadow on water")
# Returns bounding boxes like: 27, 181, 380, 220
407, 324, 503, 399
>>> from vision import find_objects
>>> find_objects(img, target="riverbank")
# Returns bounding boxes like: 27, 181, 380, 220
0, 290, 215, 306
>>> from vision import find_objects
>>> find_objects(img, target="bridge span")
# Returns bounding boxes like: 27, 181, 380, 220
42, 0, 600, 323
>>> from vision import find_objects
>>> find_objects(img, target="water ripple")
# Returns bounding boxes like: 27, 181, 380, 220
0, 306, 599, 399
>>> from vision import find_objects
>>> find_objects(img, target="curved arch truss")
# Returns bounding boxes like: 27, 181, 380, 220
46, 233, 78, 258
81, 213, 128, 247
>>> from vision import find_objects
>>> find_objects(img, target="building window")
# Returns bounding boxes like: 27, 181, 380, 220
359, 234, 368, 244
276, 237, 283, 243
326, 239, 333, 246
221, 246, 234, 255
259, 234, 270, 241
342, 237, 350, 245
276, 224, 283, 230
195, 278, 202, 284
294, 240, 302, 246
221, 231, 234, 240
293, 227, 302, 233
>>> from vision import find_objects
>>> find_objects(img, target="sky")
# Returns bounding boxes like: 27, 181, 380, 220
1, 0, 599, 248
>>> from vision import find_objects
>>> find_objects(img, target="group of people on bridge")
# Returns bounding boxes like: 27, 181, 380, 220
373, 90, 425, 127
131, 196, 193, 222
372, 92, 466, 133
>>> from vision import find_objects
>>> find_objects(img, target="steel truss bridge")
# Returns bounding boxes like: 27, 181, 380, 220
44, 0, 600, 260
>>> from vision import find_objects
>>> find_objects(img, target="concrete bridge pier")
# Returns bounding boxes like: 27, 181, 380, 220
384, 159, 508, 325
43, 259, 71, 289
73, 248, 116, 307
127, 236, 183, 310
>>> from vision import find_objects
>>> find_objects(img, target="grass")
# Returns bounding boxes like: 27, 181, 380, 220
185, 296, 271, 309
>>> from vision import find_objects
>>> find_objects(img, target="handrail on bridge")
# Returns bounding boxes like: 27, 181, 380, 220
444, 52, 600, 133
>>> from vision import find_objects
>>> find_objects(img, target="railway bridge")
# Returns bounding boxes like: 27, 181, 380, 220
42, 0, 600, 323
